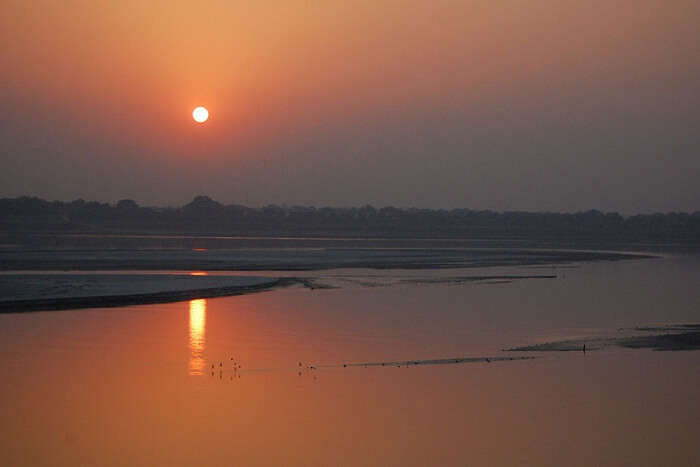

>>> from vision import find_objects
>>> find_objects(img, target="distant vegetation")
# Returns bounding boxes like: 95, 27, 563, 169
1, 196, 699, 243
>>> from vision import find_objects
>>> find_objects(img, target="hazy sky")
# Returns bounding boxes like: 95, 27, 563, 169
1, 0, 699, 212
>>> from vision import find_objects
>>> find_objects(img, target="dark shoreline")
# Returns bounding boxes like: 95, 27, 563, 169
3, 196, 699, 248
0, 277, 297, 313
0, 273, 562, 313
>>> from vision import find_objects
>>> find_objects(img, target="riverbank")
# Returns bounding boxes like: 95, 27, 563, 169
0, 275, 294, 313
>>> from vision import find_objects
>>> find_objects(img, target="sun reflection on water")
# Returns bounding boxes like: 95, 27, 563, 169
189, 299, 206, 375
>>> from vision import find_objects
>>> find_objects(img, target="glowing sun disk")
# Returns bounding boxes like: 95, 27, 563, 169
192, 106, 209, 123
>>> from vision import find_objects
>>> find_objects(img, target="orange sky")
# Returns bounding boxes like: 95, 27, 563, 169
1, 0, 699, 211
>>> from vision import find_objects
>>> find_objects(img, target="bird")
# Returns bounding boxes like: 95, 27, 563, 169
486, 358, 491, 363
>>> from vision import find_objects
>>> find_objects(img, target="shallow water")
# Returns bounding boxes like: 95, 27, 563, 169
0, 256, 698, 466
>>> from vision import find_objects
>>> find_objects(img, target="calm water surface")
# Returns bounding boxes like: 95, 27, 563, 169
1, 256, 699, 466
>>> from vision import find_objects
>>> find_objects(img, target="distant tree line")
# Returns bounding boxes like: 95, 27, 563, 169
1, 195, 699, 242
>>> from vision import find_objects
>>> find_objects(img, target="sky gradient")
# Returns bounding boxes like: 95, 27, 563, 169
1, 0, 699, 212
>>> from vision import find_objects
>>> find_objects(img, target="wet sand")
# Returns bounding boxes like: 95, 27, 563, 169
0, 247, 651, 271
0, 275, 288, 313
0, 245, 643, 312
509, 324, 700, 352
0, 272, 563, 313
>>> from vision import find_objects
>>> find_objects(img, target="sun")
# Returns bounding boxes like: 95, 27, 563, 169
192, 106, 209, 123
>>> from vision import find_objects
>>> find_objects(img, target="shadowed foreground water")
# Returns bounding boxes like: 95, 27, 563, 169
0, 256, 698, 466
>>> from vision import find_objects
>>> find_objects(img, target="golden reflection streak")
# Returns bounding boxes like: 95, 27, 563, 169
188, 299, 206, 375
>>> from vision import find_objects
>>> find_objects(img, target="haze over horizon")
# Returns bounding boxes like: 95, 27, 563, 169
2, 1, 699, 213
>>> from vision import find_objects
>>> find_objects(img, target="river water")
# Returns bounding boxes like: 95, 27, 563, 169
0, 254, 698, 465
